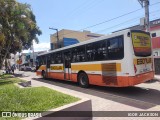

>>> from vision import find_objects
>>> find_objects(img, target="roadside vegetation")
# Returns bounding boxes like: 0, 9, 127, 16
0, 0, 42, 69
0, 75, 80, 120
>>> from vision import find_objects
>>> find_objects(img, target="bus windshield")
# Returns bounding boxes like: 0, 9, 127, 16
131, 30, 151, 57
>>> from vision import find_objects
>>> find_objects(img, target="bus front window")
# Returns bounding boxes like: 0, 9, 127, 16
131, 30, 151, 57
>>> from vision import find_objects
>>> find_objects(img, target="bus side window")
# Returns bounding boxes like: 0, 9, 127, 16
77, 46, 85, 62
47, 54, 51, 68
72, 48, 77, 62
107, 36, 124, 60
39, 57, 42, 65
55, 52, 62, 64
72, 46, 85, 62
41, 55, 46, 65
86, 41, 106, 61
36, 57, 40, 66
44, 55, 47, 64
94, 40, 106, 61
51, 53, 55, 64
86, 43, 94, 61
118, 36, 124, 57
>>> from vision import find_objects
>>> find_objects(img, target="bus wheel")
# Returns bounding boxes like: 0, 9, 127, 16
78, 72, 89, 88
42, 71, 46, 79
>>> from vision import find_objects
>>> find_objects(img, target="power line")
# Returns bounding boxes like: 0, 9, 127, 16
96, 17, 141, 33
59, 0, 99, 29
63, 0, 98, 18
54, 1, 160, 38
59, 9, 160, 43
71, 0, 105, 17
80, 1, 160, 30
96, 9, 160, 33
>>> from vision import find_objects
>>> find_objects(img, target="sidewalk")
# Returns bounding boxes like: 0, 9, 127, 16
14, 71, 160, 120
154, 75, 160, 81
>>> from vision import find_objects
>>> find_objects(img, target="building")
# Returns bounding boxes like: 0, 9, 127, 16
115, 18, 160, 57
116, 18, 160, 74
8, 51, 47, 69
21, 51, 47, 67
50, 29, 103, 49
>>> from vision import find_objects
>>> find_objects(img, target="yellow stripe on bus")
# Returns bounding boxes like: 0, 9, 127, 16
72, 63, 121, 72
50, 66, 63, 70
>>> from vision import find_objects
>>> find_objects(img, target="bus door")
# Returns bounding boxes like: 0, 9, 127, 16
64, 51, 71, 80
46, 54, 51, 78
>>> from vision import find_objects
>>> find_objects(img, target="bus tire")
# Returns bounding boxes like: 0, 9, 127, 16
42, 71, 46, 79
78, 72, 89, 88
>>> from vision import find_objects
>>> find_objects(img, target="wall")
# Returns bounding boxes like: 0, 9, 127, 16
50, 29, 103, 49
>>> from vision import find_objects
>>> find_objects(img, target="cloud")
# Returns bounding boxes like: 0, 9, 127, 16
33, 42, 50, 52
22, 42, 50, 53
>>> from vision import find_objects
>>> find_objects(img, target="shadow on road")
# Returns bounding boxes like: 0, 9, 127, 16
145, 79, 160, 83
32, 77, 160, 110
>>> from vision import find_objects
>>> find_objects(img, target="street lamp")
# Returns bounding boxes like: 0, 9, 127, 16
49, 27, 60, 49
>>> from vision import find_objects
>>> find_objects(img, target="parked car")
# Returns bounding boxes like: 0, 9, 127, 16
20, 66, 32, 71
31, 66, 36, 72
25, 66, 32, 71
20, 66, 26, 71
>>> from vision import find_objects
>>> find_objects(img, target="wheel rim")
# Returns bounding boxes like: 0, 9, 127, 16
80, 75, 87, 85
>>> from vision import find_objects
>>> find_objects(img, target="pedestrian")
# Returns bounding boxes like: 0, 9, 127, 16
11, 65, 14, 74
5, 67, 8, 74
8, 66, 11, 74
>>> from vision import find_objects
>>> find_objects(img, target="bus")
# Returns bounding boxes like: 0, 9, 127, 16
36, 29, 154, 87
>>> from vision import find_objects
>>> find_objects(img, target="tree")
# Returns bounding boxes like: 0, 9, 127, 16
0, 0, 42, 69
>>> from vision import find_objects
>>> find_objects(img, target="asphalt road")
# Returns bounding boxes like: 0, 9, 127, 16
18, 71, 160, 111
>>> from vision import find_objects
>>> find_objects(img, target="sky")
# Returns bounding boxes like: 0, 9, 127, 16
17, 0, 160, 52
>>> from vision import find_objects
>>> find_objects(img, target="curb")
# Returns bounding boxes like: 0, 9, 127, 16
154, 76, 160, 82
148, 105, 160, 111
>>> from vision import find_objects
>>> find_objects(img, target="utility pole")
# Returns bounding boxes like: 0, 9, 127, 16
49, 28, 60, 49
138, 0, 150, 32
32, 42, 35, 67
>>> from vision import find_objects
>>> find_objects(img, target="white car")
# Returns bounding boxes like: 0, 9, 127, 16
20, 66, 26, 71
31, 66, 36, 72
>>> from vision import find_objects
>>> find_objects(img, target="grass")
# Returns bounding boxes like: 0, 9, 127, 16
0, 75, 80, 120
0, 74, 14, 79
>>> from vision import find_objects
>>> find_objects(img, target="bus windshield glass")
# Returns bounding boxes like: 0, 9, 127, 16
131, 30, 151, 57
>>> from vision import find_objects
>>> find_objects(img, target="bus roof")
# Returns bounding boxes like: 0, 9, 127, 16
38, 29, 131, 56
